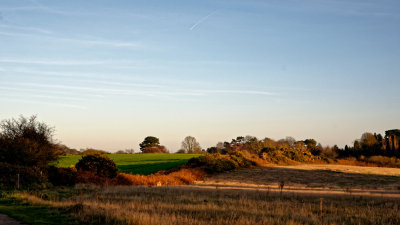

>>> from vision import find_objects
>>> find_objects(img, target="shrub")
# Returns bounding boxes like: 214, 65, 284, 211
114, 168, 206, 186
365, 156, 400, 167
81, 149, 110, 155
188, 153, 253, 174
75, 170, 111, 185
47, 166, 77, 186
0, 115, 61, 168
0, 162, 47, 188
141, 146, 169, 153
75, 154, 118, 178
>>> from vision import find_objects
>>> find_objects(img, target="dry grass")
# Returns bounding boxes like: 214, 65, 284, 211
8, 164, 400, 225
199, 164, 400, 193
14, 185, 400, 225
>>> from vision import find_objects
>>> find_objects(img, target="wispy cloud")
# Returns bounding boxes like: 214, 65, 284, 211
0, 86, 105, 99
0, 0, 88, 16
3, 82, 279, 99
0, 97, 87, 110
200, 90, 277, 96
0, 24, 52, 34
190, 10, 218, 30
0, 31, 141, 48
0, 58, 135, 66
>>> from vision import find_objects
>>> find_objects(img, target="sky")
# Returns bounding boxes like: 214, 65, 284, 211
0, 0, 399, 152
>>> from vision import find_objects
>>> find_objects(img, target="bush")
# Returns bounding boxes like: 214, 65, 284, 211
188, 153, 253, 174
75, 154, 118, 178
75, 170, 111, 185
0, 162, 47, 188
114, 168, 206, 186
364, 156, 400, 167
81, 149, 110, 156
141, 146, 169, 153
0, 115, 61, 168
47, 166, 77, 186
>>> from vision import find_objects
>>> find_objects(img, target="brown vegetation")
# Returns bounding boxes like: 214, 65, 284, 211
115, 168, 206, 186
200, 164, 400, 192
13, 185, 400, 225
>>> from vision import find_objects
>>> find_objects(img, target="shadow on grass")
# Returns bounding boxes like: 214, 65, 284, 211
117, 160, 189, 175
208, 166, 400, 190
0, 198, 80, 225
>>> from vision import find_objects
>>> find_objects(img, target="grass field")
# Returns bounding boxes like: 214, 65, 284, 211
54, 154, 201, 175
3, 164, 400, 224
8, 185, 400, 225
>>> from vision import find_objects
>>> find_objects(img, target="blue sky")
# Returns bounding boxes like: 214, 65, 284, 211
1, 0, 399, 152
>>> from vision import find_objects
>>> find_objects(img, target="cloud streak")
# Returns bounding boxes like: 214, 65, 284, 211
0, 24, 52, 34
0, 31, 141, 48
189, 10, 217, 30
0, 58, 135, 66
0, 97, 87, 110
3, 82, 279, 99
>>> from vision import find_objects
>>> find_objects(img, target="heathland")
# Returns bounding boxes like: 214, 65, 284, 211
1, 116, 400, 224
2, 164, 400, 225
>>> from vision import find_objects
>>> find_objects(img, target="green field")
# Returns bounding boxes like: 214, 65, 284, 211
54, 154, 201, 175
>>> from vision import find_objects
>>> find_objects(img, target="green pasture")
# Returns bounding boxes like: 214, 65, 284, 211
54, 154, 201, 175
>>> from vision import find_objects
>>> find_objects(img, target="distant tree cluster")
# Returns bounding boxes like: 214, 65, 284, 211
339, 130, 400, 158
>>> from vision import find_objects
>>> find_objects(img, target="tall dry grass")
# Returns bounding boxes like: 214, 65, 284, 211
14, 185, 400, 225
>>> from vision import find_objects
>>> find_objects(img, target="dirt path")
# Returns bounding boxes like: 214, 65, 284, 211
0, 214, 25, 225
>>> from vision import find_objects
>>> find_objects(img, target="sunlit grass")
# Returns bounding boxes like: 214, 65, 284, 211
54, 154, 201, 175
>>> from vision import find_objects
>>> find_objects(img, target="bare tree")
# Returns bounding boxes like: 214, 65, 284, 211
125, 148, 135, 154
181, 136, 202, 153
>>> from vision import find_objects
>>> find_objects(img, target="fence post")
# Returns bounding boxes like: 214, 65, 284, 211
17, 173, 20, 189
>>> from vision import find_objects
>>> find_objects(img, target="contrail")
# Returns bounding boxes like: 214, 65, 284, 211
189, 10, 217, 31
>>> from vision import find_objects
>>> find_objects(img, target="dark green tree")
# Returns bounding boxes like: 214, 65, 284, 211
304, 139, 317, 150
139, 136, 160, 150
75, 154, 118, 178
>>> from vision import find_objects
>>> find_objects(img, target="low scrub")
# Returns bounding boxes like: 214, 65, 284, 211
259, 148, 322, 164
114, 168, 206, 186
75, 154, 118, 178
0, 162, 47, 189
47, 166, 77, 186
188, 152, 254, 173
364, 156, 400, 167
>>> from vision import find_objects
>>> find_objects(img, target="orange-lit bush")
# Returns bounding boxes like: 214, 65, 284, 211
114, 168, 206, 186
76, 170, 114, 185
141, 146, 169, 153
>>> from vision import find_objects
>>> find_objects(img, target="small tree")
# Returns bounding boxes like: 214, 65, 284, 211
139, 136, 160, 150
75, 154, 118, 178
181, 136, 202, 154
